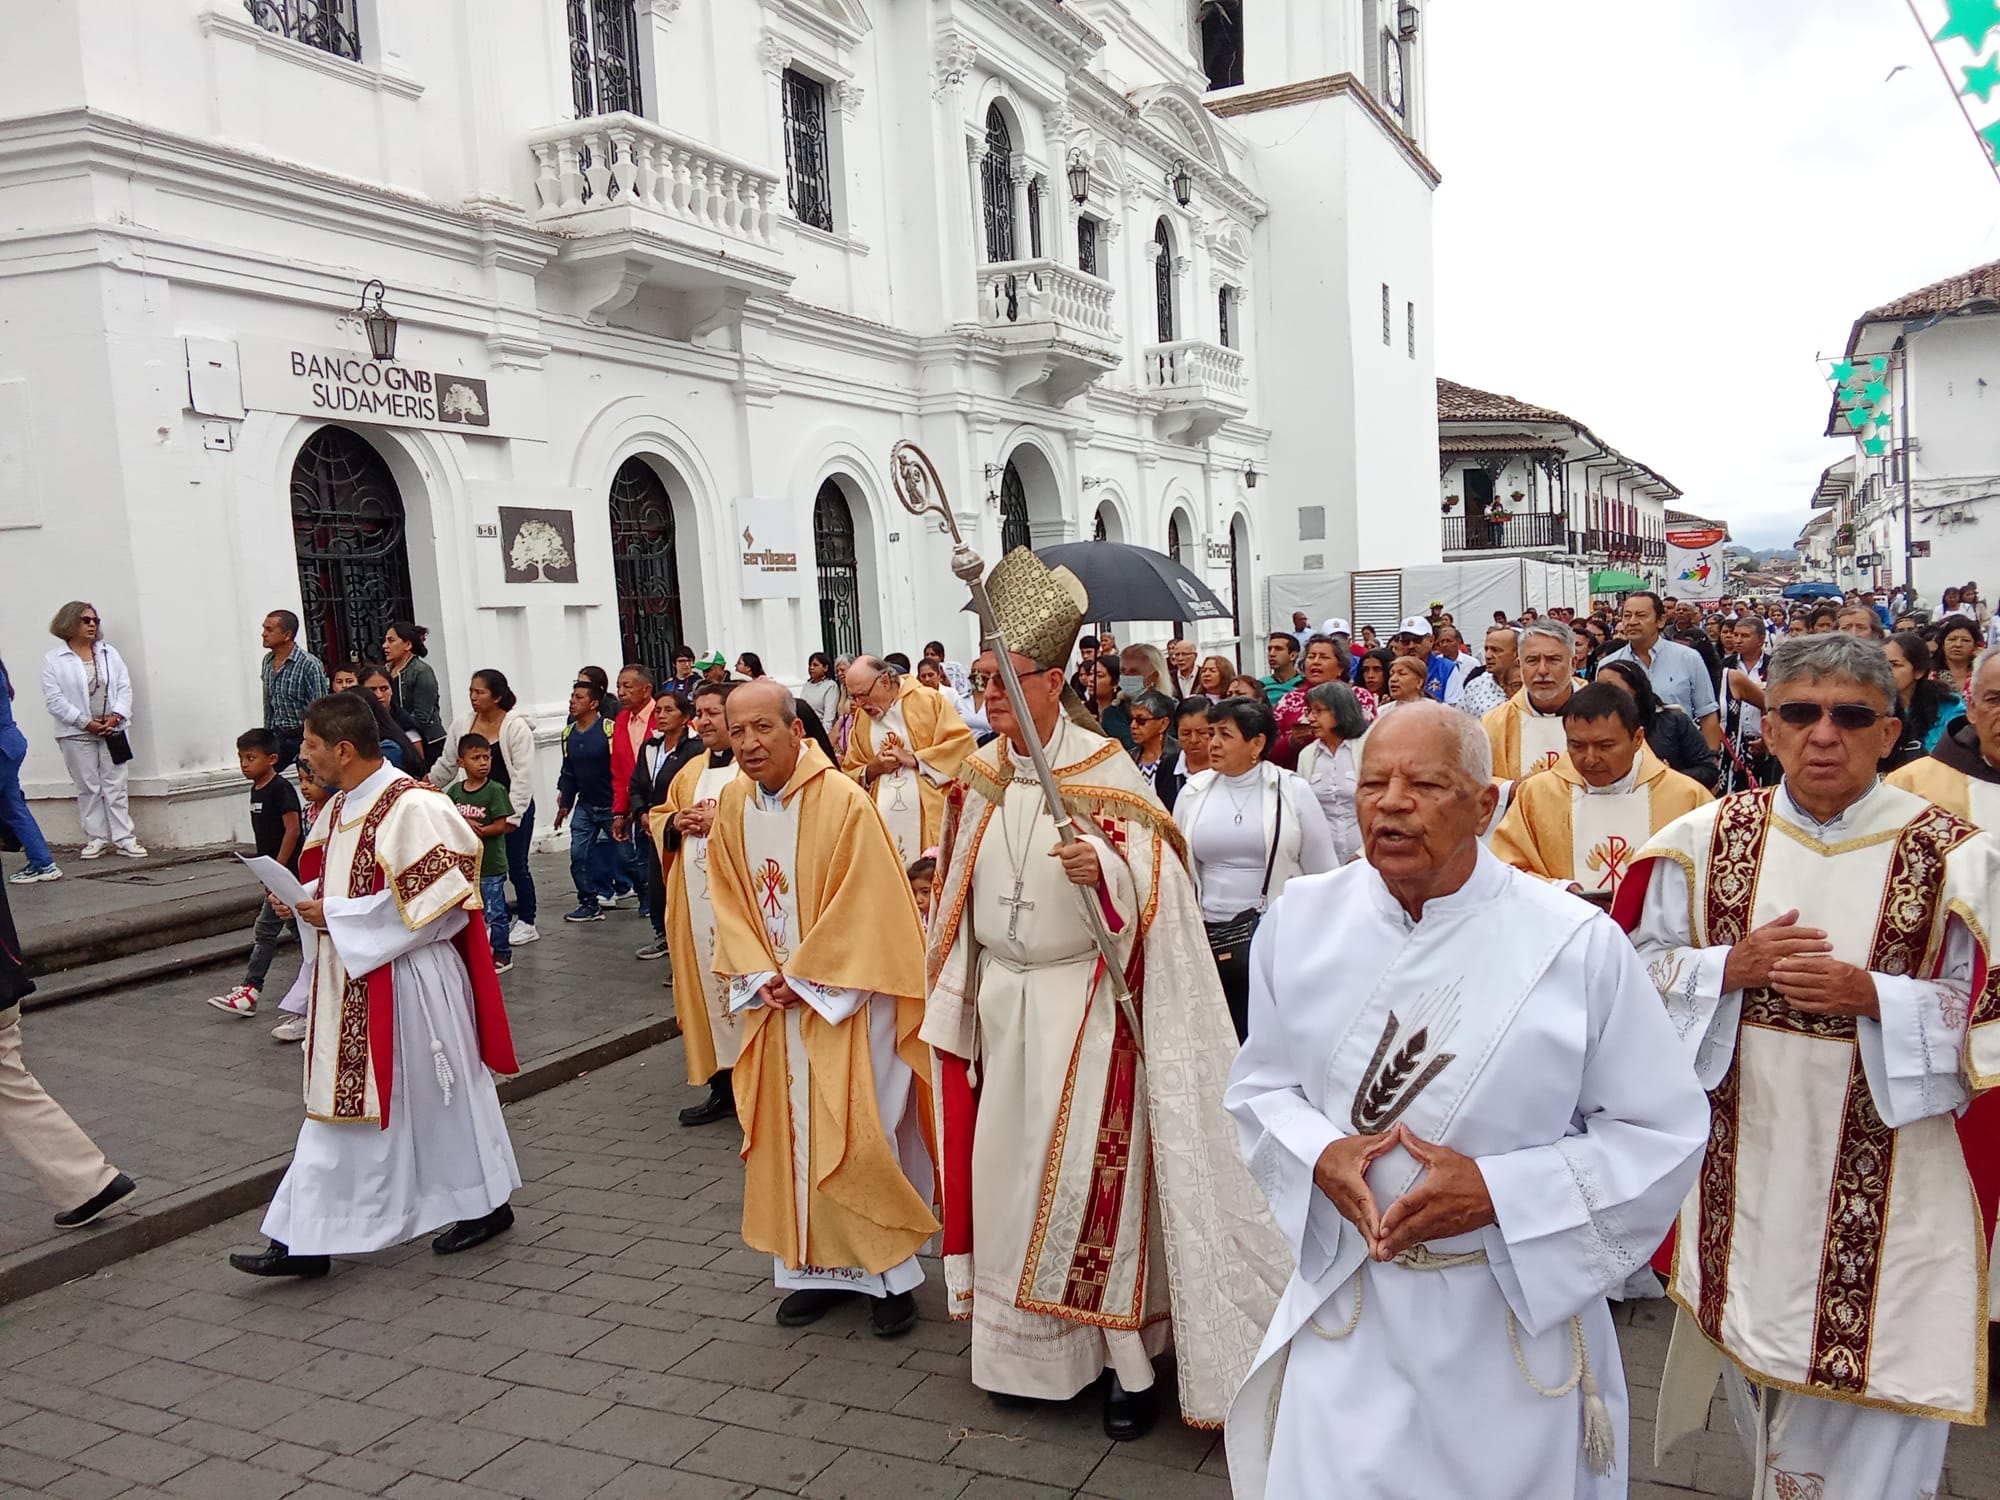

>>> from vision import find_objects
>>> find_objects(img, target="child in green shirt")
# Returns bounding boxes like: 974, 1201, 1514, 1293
447, 734, 515, 972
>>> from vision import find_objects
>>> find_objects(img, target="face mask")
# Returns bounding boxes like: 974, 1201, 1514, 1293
1119, 674, 1145, 698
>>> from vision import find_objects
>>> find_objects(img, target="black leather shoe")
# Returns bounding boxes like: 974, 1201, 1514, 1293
229, 1240, 330, 1278
432, 1203, 514, 1256
54, 1172, 136, 1228
678, 1072, 734, 1127
869, 1289, 917, 1338
1102, 1373, 1158, 1442
775, 1287, 856, 1327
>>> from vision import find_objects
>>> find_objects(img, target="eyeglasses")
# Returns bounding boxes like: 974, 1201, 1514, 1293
1772, 701, 1888, 731
1128, 714, 1157, 728
79, 616, 99, 624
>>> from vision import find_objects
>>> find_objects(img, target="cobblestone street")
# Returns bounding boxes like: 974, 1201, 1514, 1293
3, 1039, 1999, 1499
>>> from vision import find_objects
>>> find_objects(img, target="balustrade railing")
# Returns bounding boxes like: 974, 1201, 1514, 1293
529, 113, 782, 250
1140, 339, 1247, 396
975, 260, 1118, 343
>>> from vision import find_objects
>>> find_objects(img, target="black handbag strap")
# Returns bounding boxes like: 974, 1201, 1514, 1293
1257, 786, 1283, 910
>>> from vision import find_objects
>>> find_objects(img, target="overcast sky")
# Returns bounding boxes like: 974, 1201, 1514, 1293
1427, 0, 2000, 551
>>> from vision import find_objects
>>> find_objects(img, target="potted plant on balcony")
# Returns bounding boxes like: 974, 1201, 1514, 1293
1442, 493, 1460, 513
1485, 503, 1513, 530
1510, 490, 1526, 504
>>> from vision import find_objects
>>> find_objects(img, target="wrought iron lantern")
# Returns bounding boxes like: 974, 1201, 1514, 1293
1066, 148, 1092, 206
1397, 2, 1420, 39
1166, 159, 1193, 209
1243, 461, 1260, 489
356, 279, 398, 362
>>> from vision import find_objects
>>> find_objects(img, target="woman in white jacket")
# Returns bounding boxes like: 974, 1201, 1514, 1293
39, 601, 145, 859
1174, 695, 1335, 1040
430, 667, 539, 946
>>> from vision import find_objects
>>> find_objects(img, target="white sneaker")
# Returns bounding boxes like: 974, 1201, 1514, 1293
79, 840, 110, 860
206, 985, 259, 1017
510, 920, 540, 946
270, 1015, 308, 1043
114, 839, 149, 858
8, 864, 61, 885
600, 892, 625, 910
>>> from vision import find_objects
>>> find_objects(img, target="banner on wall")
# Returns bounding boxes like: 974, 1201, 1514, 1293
734, 498, 805, 600
1665, 527, 1729, 602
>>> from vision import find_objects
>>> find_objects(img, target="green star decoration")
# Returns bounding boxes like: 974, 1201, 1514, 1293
1983, 116, 2000, 162
1965, 53, 2000, 102
1863, 380, 1889, 404
1864, 436, 1891, 457
1830, 361, 1858, 384
1848, 408, 1874, 430
1935, 0, 2000, 47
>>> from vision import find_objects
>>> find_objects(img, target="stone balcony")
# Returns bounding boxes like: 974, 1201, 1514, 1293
974, 260, 1121, 405
527, 112, 793, 335
1140, 339, 1247, 442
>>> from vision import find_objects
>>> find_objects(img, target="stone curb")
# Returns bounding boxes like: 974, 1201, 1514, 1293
0, 1012, 681, 1307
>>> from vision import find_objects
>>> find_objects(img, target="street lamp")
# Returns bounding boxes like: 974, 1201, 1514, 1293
1397, 3, 1420, 39
1243, 461, 1260, 489
1166, 159, 1193, 209
356, 279, 398, 361
1066, 148, 1092, 206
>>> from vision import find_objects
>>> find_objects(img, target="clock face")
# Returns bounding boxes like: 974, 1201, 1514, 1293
1383, 32, 1406, 114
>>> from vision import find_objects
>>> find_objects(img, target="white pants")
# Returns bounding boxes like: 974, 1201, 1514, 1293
58, 737, 134, 845
1723, 1367, 1949, 1500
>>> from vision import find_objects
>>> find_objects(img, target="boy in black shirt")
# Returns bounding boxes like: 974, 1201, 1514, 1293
205, 729, 301, 1018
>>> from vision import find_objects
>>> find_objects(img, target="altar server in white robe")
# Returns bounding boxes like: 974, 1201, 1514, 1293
1225, 702, 1709, 1499
1619, 633, 2000, 1500
230, 693, 521, 1278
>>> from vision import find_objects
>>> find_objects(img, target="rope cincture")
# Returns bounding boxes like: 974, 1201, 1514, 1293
1302, 1243, 1614, 1477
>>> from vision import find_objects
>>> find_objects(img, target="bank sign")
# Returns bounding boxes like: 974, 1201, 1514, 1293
237, 339, 524, 439
734, 498, 805, 600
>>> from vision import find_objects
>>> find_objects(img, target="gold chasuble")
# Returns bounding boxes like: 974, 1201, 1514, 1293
707, 742, 939, 1277
1482, 687, 1576, 781
647, 751, 741, 1085
1620, 784, 2000, 1421
1491, 746, 1711, 900
842, 679, 976, 863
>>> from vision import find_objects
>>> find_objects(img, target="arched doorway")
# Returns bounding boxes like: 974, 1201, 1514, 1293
813, 479, 861, 659
1167, 512, 1188, 567
290, 425, 415, 667
608, 456, 688, 673
1154, 218, 1177, 342
982, 105, 1016, 263
999, 461, 1032, 554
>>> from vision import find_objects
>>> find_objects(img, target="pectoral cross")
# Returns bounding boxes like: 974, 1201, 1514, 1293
999, 874, 1035, 940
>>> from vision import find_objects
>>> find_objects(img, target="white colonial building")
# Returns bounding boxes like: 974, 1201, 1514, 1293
1810, 258, 2000, 603
0, 0, 1440, 847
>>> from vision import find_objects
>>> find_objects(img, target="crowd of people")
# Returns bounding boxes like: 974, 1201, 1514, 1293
7, 561, 2000, 1499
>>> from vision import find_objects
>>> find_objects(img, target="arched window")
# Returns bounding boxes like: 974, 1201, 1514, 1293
291, 426, 414, 667
999, 460, 1031, 554
1154, 218, 1176, 342
1168, 513, 1187, 567
567, 0, 644, 118
813, 480, 862, 660
608, 457, 687, 673
982, 106, 1017, 263
1199, 0, 1243, 91
1093, 508, 1108, 542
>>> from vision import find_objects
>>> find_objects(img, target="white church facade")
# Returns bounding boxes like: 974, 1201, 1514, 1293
0, 0, 1440, 847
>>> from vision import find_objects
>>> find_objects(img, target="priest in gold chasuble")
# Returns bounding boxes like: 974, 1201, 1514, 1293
1492, 681, 1712, 905
232, 694, 521, 1280
1617, 634, 2000, 1500
706, 680, 938, 1338
842, 657, 976, 865
922, 547, 1287, 1441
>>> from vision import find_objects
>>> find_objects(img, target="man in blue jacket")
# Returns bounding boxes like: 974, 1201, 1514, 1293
555, 680, 618, 923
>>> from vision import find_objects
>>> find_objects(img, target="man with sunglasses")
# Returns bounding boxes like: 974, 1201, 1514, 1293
1616, 633, 2000, 1498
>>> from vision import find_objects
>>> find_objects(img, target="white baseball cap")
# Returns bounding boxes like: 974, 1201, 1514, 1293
1399, 615, 1433, 636
1321, 617, 1351, 637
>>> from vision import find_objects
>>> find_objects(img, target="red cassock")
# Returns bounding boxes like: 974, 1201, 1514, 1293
1611, 858, 2000, 1278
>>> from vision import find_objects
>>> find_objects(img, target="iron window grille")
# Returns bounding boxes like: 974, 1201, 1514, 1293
1381, 283, 1392, 345
1154, 221, 1176, 343
608, 457, 687, 673
982, 107, 1017, 263
244, 0, 361, 61
1027, 178, 1044, 259
1407, 300, 1416, 358
813, 481, 862, 659
1218, 287, 1234, 349
782, 68, 835, 232
1000, 462, 1031, 554
567, 0, 643, 120
1077, 215, 1099, 277
290, 426, 414, 667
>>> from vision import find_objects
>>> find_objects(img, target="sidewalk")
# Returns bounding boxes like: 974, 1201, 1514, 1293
2, 1045, 1998, 1498
2, 850, 678, 1301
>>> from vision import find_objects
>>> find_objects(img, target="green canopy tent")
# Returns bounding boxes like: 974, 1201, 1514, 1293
1590, 568, 1650, 595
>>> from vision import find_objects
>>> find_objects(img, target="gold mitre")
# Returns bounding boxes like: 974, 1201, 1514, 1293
985, 546, 1089, 670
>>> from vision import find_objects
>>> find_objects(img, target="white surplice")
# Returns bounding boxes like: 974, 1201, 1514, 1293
262, 763, 519, 1255
726, 781, 929, 1298
1224, 850, 1709, 1499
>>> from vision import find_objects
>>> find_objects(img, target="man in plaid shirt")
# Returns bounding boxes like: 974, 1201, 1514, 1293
260, 610, 328, 771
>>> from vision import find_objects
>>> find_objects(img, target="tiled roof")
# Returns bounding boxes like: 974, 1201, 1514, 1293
1858, 257, 2000, 326
1438, 431, 1560, 453
1436, 379, 1571, 425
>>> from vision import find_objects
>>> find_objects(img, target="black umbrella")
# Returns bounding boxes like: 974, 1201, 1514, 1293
1033, 541, 1232, 622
